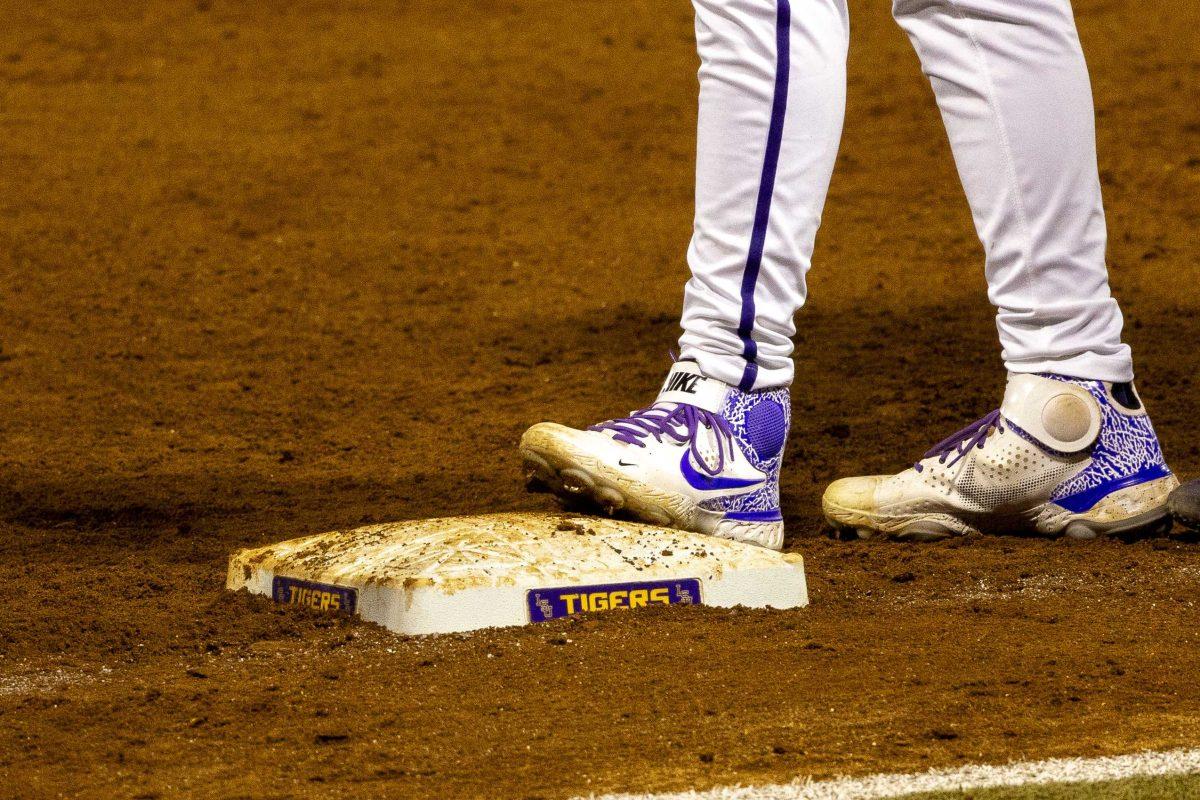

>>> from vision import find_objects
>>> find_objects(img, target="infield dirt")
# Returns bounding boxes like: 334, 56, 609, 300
1, 1, 1198, 798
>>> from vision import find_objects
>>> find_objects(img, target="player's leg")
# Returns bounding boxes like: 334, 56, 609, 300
681, 0, 849, 391
522, 0, 850, 549
823, 0, 1177, 540
893, 0, 1127, 380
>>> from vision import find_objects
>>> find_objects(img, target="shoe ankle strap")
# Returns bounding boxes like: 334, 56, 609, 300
1001, 374, 1100, 453
655, 361, 731, 413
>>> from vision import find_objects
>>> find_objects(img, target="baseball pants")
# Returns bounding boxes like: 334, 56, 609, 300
678, 0, 1133, 390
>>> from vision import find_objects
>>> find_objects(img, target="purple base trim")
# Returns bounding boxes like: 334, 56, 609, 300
526, 579, 701, 622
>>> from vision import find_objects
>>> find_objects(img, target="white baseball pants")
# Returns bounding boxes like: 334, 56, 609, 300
678, 0, 1133, 390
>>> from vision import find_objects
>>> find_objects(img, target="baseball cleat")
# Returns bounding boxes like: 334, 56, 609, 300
1168, 480, 1200, 533
823, 373, 1178, 541
520, 360, 790, 549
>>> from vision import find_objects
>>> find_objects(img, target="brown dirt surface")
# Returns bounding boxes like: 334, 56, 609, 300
1, 0, 1198, 798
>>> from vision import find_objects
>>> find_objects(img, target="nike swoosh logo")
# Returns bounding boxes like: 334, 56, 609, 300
618, 460, 636, 467
679, 451, 762, 492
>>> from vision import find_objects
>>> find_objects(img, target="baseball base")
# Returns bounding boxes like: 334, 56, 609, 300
226, 512, 808, 635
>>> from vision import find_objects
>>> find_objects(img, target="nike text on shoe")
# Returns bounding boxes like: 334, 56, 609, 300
822, 373, 1178, 542
520, 360, 790, 550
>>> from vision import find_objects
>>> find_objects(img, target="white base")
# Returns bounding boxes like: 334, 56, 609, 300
226, 512, 808, 635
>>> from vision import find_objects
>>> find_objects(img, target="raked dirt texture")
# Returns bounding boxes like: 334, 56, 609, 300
0, 0, 1198, 798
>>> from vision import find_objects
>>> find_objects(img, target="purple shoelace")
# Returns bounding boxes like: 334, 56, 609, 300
914, 408, 1005, 473
590, 403, 733, 477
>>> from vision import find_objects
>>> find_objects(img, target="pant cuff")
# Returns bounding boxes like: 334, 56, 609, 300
1005, 347, 1134, 383
681, 345, 794, 391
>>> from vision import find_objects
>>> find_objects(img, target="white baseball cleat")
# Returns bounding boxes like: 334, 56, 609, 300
520, 360, 790, 550
823, 373, 1178, 541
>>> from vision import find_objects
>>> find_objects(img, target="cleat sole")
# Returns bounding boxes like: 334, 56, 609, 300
519, 425, 783, 550
1168, 479, 1200, 533
520, 445, 683, 530
895, 521, 956, 543
559, 469, 592, 494
1063, 506, 1175, 541
823, 475, 1179, 544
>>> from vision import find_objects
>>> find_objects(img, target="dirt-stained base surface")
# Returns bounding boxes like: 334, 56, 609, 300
2, 1, 1198, 798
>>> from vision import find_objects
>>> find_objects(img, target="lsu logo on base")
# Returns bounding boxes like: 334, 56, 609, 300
527, 578, 701, 622
272, 577, 358, 615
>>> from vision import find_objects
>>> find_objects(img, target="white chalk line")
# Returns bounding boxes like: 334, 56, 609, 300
578, 747, 1200, 800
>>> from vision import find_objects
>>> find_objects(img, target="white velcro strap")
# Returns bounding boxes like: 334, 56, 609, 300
1000, 374, 1101, 453
654, 361, 731, 413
